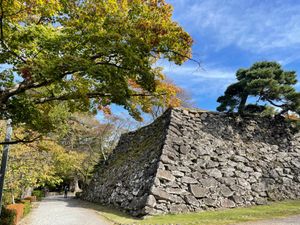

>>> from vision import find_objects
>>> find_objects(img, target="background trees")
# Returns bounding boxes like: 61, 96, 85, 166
217, 61, 300, 116
0, 111, 133, 203
0, 122, 73, 204
57, 113, 131, 190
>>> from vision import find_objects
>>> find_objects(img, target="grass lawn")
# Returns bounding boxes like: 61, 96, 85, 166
93, 200, 300, 225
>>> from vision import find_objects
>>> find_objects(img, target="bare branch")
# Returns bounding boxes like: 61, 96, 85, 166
0, 135, 42, 145
152, 48, 202, 68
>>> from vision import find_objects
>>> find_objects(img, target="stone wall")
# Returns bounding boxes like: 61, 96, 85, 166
82, 110, 171, 216
83, 108, 300, 216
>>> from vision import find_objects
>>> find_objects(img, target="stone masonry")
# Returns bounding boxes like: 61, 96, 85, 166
83, 108, 300, 216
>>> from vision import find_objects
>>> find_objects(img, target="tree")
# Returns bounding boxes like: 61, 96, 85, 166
57, 113, 130, 189
217, 61, 300, 116
0, 122, 76, 203
0, 0, 193, 142
148, 78, 195, 119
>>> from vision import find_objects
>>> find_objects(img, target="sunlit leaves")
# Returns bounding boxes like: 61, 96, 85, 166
0, 0, 192, 133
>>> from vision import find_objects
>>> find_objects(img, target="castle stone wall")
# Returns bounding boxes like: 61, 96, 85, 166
83, 108, 300, 216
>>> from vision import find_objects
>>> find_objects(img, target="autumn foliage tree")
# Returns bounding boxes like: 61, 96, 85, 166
0, 121, 84, 204
0, 0, 193, 142
217, 61, 300, 116
57, 113, 131, 189
148, 78, 195, 119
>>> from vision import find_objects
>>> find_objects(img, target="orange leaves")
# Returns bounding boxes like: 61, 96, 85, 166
155, 79, 182, 108
285, 113, 299, 121
128, 79, 142, 90
98, 105, 112, 116
125, 76, 183, 120
20, 67, 32, 81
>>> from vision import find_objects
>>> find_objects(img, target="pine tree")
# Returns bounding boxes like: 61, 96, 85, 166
217, 61, 300, 115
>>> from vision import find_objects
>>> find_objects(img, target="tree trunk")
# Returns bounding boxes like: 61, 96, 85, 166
74, 176, 81, 193
11, 192, 15, 204
72, 176, 81, 193
238, 93, 248, 114
21, 187, 33, 199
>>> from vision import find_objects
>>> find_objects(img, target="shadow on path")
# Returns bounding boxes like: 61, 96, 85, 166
62, 196, 141, 223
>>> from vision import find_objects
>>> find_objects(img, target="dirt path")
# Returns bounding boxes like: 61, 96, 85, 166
19, 196, 111, 225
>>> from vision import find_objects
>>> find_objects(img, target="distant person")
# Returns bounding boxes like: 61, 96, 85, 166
64, 186, 68, 198
44, 187, 49, 197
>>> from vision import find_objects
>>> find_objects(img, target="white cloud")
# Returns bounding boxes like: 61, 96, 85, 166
168, 0, 300, 54
157, 62, 237, 106
159, 61, 235, 80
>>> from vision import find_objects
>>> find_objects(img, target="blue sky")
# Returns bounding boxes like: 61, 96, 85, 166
161, 0, 300, 111
105, 0, 300, 119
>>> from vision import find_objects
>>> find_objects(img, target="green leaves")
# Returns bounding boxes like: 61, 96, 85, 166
0, 0, 192, 133
217, 61, 300, 116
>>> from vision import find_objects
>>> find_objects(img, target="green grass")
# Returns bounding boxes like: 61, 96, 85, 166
93, 200, 300, 225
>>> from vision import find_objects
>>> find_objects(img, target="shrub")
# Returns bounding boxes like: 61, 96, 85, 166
20, 200, 31, 216
32, 190, 45, 201
2, 193, 13, 206
6, 204, 24, 225
75, 192, 82, 199
0, 207, 16, 225
24, 196, 36, 203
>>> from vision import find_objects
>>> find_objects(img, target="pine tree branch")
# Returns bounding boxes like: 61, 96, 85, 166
266, 99, 286, 108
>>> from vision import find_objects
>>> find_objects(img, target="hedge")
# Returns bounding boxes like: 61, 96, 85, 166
6, 204, 24, 225
20, 200, 31, 216
32, 190, 45, 201
24, 196, 36, 203
0, 207, 16, 225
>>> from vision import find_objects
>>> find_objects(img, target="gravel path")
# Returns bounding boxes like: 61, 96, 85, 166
234, 215, 300, 225
19, 196, 111, 225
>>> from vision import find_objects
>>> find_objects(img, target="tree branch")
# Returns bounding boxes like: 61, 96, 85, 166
0, 0, 3, 41
2, 70, 78, 104
266, 99, 286, 108
34, 91, 166, 104
0, 135, 42, 145
152, 48, 202, 68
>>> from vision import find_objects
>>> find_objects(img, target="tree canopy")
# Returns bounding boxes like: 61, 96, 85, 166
0, 0, 193, 139
217, 61, 300, 115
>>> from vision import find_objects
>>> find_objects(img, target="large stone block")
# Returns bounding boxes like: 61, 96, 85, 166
190, 185, 209, 198
150, 187, 173, 201
156, 169, 176, 182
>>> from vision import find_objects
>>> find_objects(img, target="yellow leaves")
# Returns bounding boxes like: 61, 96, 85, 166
4, 0, 62, 22
155, 79, 182, 108
0, 123, 86, 197
2, 0, 193, 126
125, 76, 183, 120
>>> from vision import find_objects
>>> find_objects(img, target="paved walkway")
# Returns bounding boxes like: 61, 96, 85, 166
19, 196, 300, 225
234, 215, 300, 225
19, 196, 111, 225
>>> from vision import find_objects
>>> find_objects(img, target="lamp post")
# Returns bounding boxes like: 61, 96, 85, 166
0, 119, 12, 216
